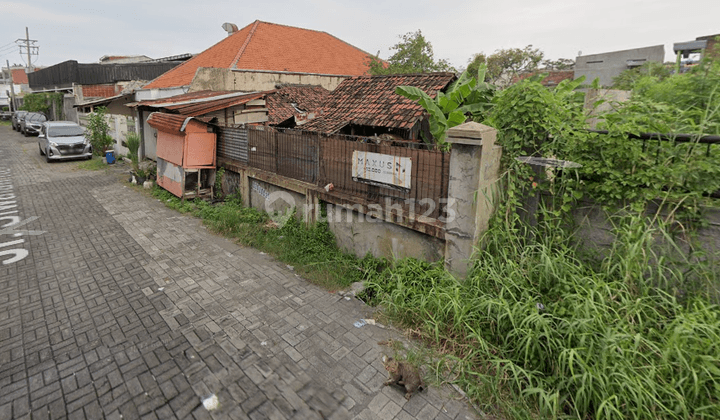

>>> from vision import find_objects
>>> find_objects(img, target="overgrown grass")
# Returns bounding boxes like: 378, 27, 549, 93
363, 211, 720, 419
149, 187, 382, 290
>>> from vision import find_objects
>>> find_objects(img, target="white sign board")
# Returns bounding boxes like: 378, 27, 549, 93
352, 151, 412, 190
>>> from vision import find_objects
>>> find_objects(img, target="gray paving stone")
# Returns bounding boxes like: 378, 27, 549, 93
0, 127, 478, 419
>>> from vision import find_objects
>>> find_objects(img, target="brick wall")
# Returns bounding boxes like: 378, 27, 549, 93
81, 84, 120, 99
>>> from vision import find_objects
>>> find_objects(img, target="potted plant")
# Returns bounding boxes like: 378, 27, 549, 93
125, 132, 144, 183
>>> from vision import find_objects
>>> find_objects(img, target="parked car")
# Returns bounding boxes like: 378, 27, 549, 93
38, 121, 92, 162
11, 110, 28, 131
20, 112, 47, 136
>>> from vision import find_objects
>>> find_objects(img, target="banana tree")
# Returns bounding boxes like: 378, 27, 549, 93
396, 65, 495, 147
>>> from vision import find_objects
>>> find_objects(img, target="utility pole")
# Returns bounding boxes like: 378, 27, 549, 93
25, 28, 31, 69
6, 60, 16, 112
16, 27, 39, 72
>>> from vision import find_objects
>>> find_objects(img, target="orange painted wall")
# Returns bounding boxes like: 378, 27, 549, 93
157, 130, 185, 166
158, 176, 183, 198
183, 120, 216, 167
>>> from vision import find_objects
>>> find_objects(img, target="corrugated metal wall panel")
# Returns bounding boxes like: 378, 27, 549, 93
29, 61, 183, 90
217, 127, 248, 164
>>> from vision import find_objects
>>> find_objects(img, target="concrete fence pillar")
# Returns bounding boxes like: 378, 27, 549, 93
444, 122, 502, 278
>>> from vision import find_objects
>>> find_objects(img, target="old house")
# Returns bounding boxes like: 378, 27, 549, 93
133, 20, 373, 159
142, 20, 373, 94
266, 85, 330, 128
131, 85, 328, 126
301, 73, 456, 141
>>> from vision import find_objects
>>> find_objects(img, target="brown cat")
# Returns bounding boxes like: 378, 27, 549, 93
382, 356, 425, 400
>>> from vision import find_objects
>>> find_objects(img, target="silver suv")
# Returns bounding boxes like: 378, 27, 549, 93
21, 112, 47, 136
38, 121, 93, 162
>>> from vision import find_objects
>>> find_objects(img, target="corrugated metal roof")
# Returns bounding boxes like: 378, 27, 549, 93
74, 92, 134, 108
131, 90, 274, 116
147, 112, 212, 135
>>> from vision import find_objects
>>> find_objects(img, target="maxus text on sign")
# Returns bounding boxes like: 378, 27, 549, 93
351, 151, 411, 190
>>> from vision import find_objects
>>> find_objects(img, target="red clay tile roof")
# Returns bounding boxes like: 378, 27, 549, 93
144, 20, 373, 90
12, 69, 28, 84
147, 112, 211, 135
301, 73, 456, 133
133, 90, 272, 116
266, 85, 330, 124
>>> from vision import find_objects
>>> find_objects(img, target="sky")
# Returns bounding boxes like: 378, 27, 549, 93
1, 0, 718, 71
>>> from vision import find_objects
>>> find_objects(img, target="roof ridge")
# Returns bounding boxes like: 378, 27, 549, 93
347, 72, 457, 79
231, 20, 260, 69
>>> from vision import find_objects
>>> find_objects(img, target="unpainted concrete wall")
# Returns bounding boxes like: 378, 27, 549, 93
327, 205, 444, 261
189, 68, 347, 93
247, 178, 307, 223
222, 167, 446, 261
62, 94, 78, 123
575, 45, 664, 87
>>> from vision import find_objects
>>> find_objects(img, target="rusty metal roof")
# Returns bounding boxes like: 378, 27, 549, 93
147, 112, 212, 135
131, 90, 274, 116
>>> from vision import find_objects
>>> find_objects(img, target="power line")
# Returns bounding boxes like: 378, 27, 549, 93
16, 28, 38, 69
0, 44, 18, 54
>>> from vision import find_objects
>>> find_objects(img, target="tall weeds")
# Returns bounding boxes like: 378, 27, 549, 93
365, 206, 720, 419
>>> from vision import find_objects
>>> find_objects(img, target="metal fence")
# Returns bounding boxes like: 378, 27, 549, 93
319, 135, 449, 220
216, 125, 450, 219
246, 128, 319, 184
217, 126, 249, 164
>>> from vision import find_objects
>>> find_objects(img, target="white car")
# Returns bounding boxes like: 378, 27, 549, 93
38, 121, 93, 162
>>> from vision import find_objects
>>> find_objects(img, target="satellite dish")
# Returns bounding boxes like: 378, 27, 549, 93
222, 22, 238, 36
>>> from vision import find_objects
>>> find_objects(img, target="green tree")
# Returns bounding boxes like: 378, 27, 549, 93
541, 58, 575, 70
466, 53, 488, 82
368, 30, 455, 75
20, 92, 63, 119
484, 45, 544, 87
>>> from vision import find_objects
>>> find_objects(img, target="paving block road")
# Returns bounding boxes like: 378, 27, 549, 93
0, 125, 479, 419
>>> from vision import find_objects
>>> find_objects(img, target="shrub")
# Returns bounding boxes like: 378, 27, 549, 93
125, 131, 140, 163
85, 107, 113, 156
